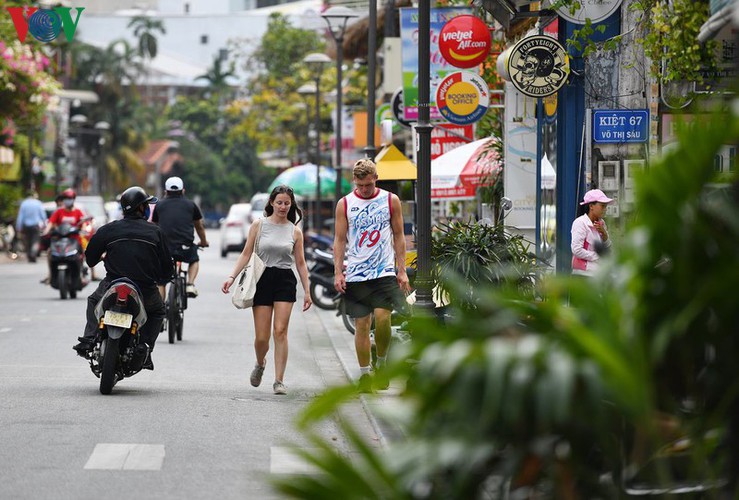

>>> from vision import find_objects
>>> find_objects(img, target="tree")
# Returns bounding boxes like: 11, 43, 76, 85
196, 55, 237, 100
166, 96, 267, 206
67, 39, 147, 192
127, 15, 166, 61
246, 13, 324, 80
228, 14, 328, 163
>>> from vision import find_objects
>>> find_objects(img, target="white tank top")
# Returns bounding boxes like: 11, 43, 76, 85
344, 188, 396, 282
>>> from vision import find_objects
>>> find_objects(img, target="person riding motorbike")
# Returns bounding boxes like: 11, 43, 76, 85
152, 176, 209, 299
73, 186, 174, 370
41, 189, 86, 284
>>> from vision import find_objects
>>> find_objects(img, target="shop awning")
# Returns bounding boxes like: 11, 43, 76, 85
375, 144, 416, 181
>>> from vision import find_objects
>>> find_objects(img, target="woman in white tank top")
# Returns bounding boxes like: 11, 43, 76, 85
222, 185, 312, 395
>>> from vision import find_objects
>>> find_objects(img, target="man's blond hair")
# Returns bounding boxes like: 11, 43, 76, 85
353, 158, 377, 179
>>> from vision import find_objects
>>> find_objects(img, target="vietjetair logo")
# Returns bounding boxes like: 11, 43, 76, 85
6, 6, 84, 43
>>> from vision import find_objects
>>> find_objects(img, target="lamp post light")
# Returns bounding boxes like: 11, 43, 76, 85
321, 6, 358, 207
302, 52, 331, 232
93, 121, 110, 195
297, 83, 317, 165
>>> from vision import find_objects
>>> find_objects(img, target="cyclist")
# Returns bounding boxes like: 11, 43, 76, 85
152, 176, 209, 298
73, 186, 173, 370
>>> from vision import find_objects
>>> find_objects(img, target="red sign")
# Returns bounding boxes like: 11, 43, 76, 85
431, 124, 474, 160
438, 15, 491, 69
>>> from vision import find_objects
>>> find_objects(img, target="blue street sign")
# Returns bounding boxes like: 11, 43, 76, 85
593, 109, 649, 143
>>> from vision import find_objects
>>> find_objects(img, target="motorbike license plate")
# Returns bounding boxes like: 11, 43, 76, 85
103, 311, 133, 328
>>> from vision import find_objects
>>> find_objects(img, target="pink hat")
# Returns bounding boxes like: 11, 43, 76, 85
580, 189, 613, 205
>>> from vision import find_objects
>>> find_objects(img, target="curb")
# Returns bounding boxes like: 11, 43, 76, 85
314, 307, 405, 448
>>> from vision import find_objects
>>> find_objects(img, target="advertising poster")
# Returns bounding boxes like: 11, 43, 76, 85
503, 81, 537, 239
399, 6, 473, 122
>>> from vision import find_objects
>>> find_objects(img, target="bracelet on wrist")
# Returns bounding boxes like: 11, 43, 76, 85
229, 275, 235, 279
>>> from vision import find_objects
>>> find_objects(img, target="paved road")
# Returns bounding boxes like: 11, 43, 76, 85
0, 229, 382, 499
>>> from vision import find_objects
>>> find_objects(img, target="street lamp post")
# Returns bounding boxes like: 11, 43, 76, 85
302, 53, 331, 232
366, 0, 377, 161
297, 83, 318, 166
321, 6, 358, 207
414, 0, 434, 311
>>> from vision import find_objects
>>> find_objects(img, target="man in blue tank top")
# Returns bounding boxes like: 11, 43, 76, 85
334, 159, 411, 392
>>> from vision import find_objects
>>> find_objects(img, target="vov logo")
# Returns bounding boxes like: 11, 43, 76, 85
6, 7, 85, 43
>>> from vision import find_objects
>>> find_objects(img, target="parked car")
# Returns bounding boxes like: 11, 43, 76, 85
75, 196, 109, 232
219, 203, 251, 258
247, 193, 269, 224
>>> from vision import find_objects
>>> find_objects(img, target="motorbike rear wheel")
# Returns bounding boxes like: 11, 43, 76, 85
310, 282, 339, 310
58, 269, 68, 300
99, 337, 120, 395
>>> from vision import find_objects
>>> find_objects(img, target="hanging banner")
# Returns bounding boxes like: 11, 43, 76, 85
431, 123, 474, 160
438, 14, 491, 69
399, 6, 473, 122
436, 71, 490, 125
507, 35, 570, 98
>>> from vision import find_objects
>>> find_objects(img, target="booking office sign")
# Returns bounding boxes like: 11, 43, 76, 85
499, 35, 570, 98
6, 6, 85, 43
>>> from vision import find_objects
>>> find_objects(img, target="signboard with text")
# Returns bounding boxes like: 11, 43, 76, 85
593, 109, 649, 143
399, 6, 473, 121
431, 124, 474, 160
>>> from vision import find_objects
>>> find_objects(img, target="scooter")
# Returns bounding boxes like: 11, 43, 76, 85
308, 248, 341, 310
83, 278, 150, 395
49, 222, 88, 299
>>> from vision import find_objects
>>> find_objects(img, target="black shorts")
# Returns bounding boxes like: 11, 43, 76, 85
254, 267, 297, 306
344, 276, 403, 318
170, 243, 199, 264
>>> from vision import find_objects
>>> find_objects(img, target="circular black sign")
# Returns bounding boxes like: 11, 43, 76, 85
391, 87, 413, 129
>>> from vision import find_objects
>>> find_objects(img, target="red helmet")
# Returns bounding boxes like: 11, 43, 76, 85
61, 188, 76, 199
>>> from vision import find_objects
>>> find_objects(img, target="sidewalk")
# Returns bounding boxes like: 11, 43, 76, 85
312, 305, 406, 446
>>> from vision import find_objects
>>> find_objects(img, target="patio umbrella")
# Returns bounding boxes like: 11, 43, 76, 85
267, 163, 352, 200
431, 137, 502, 200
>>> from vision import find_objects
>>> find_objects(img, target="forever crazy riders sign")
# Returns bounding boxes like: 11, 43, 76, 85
505, 35, 569, 98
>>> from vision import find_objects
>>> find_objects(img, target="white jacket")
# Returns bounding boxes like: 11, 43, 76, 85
570, 214, 611, 276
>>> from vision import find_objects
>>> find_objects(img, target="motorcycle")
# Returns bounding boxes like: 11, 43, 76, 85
83, 278, 150, 394
308, 248, 341, 310
49, 222, 89, 299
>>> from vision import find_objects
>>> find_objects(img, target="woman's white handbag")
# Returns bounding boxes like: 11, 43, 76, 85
231, 222, 266, 309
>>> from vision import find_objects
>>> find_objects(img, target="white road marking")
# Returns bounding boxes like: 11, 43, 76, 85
84, 444, 165, 470
269, 446, 319, 475
0, 328, 11, 333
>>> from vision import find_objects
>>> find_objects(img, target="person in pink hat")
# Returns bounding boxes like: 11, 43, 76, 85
571, 189, 613, 276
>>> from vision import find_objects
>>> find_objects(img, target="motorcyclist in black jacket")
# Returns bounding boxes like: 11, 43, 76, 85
73, 186, 174, 370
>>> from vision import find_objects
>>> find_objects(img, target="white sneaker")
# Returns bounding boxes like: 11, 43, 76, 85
273, 381, 287, 395
186, 284, 198, 297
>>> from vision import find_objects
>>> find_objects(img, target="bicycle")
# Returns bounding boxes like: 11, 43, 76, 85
164, 259, 188, 344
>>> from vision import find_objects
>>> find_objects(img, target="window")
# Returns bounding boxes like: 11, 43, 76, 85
200, 34, 208, 45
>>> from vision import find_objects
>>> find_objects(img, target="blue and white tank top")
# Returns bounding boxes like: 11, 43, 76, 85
344, 188, 395, 282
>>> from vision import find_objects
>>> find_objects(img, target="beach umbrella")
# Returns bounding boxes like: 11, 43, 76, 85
267, 163, 352, 200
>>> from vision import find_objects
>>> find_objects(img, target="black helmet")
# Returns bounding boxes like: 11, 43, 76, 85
120, 186, 157, 215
